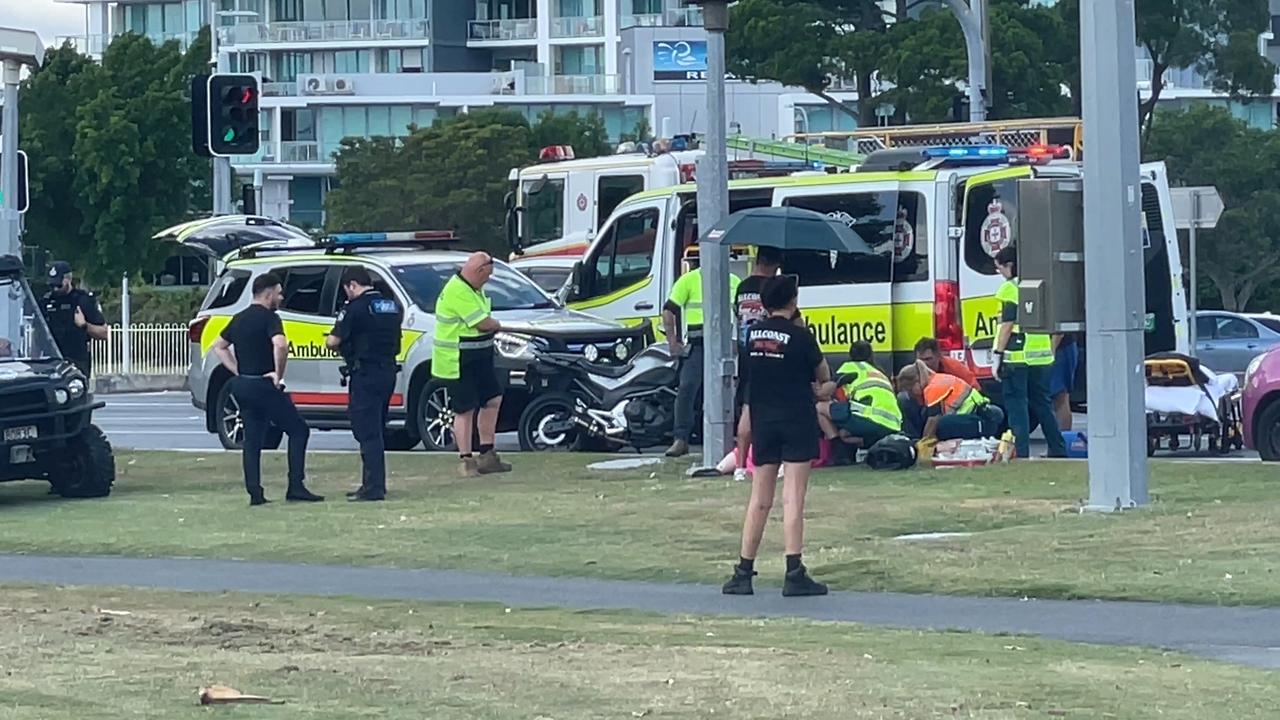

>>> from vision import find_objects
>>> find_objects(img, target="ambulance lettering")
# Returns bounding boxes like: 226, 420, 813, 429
980, 199, 1012, 257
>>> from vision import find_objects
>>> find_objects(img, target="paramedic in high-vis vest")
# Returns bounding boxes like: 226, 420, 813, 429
433, 252, 513, 478
817, 341, 902, 462
661, 262, 742, 458
991, 245, 1066, 459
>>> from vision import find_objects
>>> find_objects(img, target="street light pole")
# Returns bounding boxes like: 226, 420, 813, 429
1080, 0, 1148, 510
688, 0, 734, 468
1, 59, 21, 259
209, 2, 234, 216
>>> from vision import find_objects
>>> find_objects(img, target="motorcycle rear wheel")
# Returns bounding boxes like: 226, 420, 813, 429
518, 393, 581, 452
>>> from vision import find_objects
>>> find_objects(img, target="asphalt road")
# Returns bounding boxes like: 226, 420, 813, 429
94, 390, 1260, 462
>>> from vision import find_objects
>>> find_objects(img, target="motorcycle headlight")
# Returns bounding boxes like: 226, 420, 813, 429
67, 377, 86, 399
495, 332, 534, 361
1245, 353, 1265, 387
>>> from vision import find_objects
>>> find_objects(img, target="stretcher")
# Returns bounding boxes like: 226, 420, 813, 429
1144, 354, 1243, 456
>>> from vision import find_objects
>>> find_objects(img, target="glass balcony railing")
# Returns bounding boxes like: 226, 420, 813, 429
620, 7, 703, 28
262, 82, 298, 97
549, 16, 604, 38
467, 18, 538, 41
218, 19, 431, 46
525, 74, 620, 95
59, 32, 195, 55
280, 141, 324, 163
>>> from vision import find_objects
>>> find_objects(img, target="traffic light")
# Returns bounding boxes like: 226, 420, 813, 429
206, 73, 260, 157
0, 150, 30, 214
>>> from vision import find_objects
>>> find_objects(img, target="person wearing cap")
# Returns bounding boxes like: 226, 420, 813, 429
42, 261, 108, 378
992, 245, 1066, 459
432, 252, 513, 478
661, 259, 742, 458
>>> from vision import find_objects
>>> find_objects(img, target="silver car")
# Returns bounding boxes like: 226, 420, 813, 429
1194, 311, 1280, 375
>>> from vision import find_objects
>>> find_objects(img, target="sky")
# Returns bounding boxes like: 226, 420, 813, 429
3, 0, 87, 47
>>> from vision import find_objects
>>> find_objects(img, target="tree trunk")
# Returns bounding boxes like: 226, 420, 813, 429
812, 88, 862, 127
1139, 60, 1167, 143
858, 70, 876, 127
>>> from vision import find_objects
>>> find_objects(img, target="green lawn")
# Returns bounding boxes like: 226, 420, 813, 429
1, 585, 1276, 720
0, 452, 1277, 605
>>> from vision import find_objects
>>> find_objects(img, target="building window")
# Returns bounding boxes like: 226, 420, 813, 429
273, 0, 301, 21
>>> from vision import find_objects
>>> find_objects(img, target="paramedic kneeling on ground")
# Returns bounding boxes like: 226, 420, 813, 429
816, 341, 902, 461
723, 275, 830, 598
895, 362, 1004, 441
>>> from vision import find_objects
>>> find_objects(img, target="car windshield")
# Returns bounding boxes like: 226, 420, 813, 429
393, 261, 557, 312
0, 276, 63, 362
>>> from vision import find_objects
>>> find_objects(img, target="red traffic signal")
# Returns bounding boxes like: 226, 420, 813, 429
206, 74, 261, 157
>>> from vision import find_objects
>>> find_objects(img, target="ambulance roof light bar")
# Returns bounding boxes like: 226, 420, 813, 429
323, 230, 460, 253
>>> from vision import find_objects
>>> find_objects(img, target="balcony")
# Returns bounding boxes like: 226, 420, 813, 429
549, 16, 604, 38
525, 74, 620, 95
467, 18, 538, 42
620, 7, 703, 29
281, 141, 323, 163
57, 31, 194, 56
262, 82, 298, 97
217, 19, 431, 47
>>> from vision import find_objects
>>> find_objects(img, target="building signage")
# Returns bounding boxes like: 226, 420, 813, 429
653, 40, 707, 81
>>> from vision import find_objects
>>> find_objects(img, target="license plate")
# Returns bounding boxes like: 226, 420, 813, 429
4, 425, 37, 442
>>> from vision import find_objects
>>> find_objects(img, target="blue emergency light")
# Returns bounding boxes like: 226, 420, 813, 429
922, 145, 1009, 160
330, 230, 456, 245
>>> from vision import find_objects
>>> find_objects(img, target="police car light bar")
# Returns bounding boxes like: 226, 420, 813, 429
921, 145, 1010, 160
330, 230, 456, 244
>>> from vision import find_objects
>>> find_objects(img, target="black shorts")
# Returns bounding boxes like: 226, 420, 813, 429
751, 415, 820, 465
445, 355, 503, 413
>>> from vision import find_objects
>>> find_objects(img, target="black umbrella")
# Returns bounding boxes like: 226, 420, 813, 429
699, 206, 874, 254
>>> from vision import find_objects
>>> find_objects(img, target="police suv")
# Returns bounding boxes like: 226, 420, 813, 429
185, 234, 651, 451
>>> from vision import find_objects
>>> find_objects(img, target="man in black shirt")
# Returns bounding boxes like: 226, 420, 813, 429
731, 246, 782, 481
212, 272, 321, 506
723, 275, 830, 598
42, 262, 108, 378
326, 266, 403, 502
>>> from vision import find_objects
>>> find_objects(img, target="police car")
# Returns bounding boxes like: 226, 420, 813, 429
185, 233, 651, 451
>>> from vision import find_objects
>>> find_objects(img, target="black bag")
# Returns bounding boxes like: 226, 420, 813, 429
865, 434, 917, 470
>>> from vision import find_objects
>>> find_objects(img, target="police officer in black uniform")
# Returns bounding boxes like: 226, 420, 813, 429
326, 267, 403, 502
42, 262, 108, 378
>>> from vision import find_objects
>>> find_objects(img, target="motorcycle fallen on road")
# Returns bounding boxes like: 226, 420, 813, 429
518, 343, 689, 452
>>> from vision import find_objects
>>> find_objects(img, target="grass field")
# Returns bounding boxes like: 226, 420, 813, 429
0, 452, 1277, 605
1, 585, 1277, 720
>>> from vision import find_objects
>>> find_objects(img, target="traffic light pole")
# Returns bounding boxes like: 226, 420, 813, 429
212, 50, 234, 216
1, 59, 21, 259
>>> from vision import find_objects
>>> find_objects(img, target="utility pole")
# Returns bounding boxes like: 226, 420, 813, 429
686, 0, 733, 468
1080, 0, 1147, 510
210, 15, 233, 217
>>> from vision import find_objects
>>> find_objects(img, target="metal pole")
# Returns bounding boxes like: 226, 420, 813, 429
0, 59, 21, 259
942, 0, 987, 123
121, 273, 131, 375
1188, 195, 1199, 356
212, 50, 233, 216
1081, 0, 1147, 510
698, 1, 733, 468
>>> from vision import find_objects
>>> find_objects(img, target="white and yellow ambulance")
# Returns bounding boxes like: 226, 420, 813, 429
559, 143, 1189, 397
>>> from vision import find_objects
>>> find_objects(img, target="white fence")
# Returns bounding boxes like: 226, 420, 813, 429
90, 324, 190, 377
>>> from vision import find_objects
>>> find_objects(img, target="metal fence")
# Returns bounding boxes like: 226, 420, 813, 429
90, 324, 190, 378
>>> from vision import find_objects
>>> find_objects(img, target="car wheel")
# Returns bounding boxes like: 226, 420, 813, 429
417, 380, 457, 452
1256, 401, 1280, 461
49, 424, 115, 498
215, 382, 245, 450
518, 393, 579, 451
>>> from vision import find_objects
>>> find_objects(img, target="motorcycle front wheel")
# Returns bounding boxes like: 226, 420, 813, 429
518, 393, 581, 451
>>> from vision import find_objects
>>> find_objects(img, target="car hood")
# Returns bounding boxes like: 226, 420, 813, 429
0, 359, 74, 384
493, 307, 646, 338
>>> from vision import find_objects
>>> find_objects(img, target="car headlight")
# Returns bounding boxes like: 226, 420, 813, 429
54, 388, 69, 405
1245, 353, 1265, 387
495, 332, 534, 361
67, 378, 86, 399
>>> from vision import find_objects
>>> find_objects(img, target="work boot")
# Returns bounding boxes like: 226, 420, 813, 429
664, 439, 689, 458
458, 457, 480, 478
721, 566, 757, 595
782, 565, 829, 597
249, 493, 270, 507
476, 449, 512, 474
286, 487, 325, 502
347, 489, 385, 502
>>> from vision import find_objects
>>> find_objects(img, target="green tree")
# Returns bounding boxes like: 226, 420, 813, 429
326, 110, 534, 254
529, 109, 613, 158
1145, 105, 1280, 311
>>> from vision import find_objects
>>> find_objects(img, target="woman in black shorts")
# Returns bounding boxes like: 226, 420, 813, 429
722, 275, 831, 597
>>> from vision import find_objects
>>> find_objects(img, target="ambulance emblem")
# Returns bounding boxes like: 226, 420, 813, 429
980, 199, 1012, 257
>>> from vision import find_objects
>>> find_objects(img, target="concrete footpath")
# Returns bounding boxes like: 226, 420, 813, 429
2, 553, 1278, 669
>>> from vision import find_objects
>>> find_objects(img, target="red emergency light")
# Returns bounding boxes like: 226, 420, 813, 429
1011, 144, 1071, 165
539, 145, 576, 162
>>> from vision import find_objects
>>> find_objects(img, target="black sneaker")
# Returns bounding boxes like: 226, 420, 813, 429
782, 566, 828, 597
348, 490, 385, 502
249, 495, 270, 507
286, 488, 325, 502
721, 567, 757, 595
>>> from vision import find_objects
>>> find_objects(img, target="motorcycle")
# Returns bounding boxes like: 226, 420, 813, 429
518, 344, 685, 452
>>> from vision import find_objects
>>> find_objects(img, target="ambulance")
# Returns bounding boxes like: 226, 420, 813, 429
558, 141, 1189, 400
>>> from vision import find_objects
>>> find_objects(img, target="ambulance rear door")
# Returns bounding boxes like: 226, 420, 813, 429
956, 166, 1034, 378
770, 178, 903, 368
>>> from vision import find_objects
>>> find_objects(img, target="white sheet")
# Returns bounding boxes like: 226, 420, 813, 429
1145, 366, 1239, 421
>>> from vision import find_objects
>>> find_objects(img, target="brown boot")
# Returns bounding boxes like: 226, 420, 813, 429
664, 439, 689, 458
477, 449, 512, 474
458, 456, 479, 478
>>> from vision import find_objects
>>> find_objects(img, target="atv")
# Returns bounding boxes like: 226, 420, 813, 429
0, 255, 115, 497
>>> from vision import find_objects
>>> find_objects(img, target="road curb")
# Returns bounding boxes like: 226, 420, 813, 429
94, 374, 188, 395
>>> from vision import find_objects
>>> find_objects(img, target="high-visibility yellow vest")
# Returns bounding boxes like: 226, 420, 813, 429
667, 268, 742, 341
432, 274, 493, 380
835, 360, 903, 431
996, 279, 1053, 366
